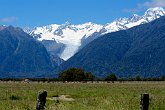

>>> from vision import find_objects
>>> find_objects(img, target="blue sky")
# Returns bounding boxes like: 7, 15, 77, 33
0, 0, 165, 27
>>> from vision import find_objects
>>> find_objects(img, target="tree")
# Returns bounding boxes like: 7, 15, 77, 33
104, 73, 117, 81
135, 75, 142, 81
161, 76, 165, 81
58, 68, 94, 81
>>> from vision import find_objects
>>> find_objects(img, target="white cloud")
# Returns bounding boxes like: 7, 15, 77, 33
124, 0, 165, 13
0, 16, 17, 22
138, 0, 165, 8
123, 8, 141, 13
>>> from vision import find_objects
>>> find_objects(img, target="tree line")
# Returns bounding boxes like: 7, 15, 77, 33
58, 68, 165, 81
0, 68, 165, 81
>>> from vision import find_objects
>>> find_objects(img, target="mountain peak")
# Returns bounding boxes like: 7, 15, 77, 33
0, 25, 7, 31
5, 26, 25, 34
129, 14, 141, 22
63, 21, 71, 26
130, 14, 140, 19
83, 22, 95, 25
146, 7, 165, 12
144, 7, 165, 19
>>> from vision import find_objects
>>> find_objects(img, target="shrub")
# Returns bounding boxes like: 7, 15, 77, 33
104, 74, 117, 81
58, 68, 94, 81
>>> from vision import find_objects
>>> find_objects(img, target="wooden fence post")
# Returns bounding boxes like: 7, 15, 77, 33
140, 93, 149, 110
36, 90, 47, 110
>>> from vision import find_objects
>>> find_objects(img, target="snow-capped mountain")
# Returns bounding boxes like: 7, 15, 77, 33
27, 22, 103, 60
104, 7, 165, 33
25, 7, 165, 61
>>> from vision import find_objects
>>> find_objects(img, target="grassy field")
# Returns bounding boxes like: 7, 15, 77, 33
0, 81, 164, 110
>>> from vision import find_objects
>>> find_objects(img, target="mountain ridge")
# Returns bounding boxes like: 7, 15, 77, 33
58, 15, 165, 78
25, 7, 165, 61
0, 26, 56, 78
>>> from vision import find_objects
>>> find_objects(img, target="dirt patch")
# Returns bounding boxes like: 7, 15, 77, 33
47, 95, 75, 102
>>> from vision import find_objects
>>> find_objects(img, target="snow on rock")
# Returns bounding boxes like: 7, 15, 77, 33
27, 22, 103, 60
25, 7, 165, 61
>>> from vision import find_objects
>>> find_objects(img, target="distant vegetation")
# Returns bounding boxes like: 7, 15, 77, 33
58, 68, 95, 81
58, 68, 165, 81
104, 74, 117, 81
0, 68, 165, 81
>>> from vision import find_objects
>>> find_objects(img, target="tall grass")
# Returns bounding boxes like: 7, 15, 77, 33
0, 81, 164, 110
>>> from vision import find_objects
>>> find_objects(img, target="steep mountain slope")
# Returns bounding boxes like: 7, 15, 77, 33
41, 40, 64, 66
26, 7, 165, 61
0, 26, 55, 78
59, 16, 165, 78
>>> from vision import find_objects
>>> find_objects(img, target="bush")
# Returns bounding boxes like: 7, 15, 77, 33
135, 76, 142, 81
161, 76, 165, 81
104, 74, 117, 81
58, 68, 94, 81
